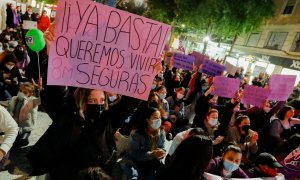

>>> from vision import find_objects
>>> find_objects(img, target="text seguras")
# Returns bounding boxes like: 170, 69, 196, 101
47, 0, 171, 100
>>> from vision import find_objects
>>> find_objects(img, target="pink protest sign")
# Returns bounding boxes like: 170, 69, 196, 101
211, 76, 240, 98
191, 51, 207, 67
47, 0, 171, 101
201, 59, 225, 77
172, 52, 195, 71
268, 74, 296, 101
225, 62, 238, 76
241, 85, 270, 107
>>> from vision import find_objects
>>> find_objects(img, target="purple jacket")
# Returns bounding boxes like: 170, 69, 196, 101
206, 157, 249, 178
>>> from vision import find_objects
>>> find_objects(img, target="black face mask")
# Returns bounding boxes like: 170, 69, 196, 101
149, 101, 159, 108
241, 125, 250, 134
84, 104, 104, 122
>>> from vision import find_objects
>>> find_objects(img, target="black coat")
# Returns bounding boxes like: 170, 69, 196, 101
28, 87, 116, 179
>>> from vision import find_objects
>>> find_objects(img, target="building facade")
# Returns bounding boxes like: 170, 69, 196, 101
230, 0, 300, 83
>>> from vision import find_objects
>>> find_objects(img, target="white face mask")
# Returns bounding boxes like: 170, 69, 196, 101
159, 93, 166, 100
4, 35, 10, 41
263, 107, 270, 113
208, 118, 218, 126
177, 93, 184, 100
5, 64, 14, 70
108, 95, 117, 102
151, 118, 162, 130
17, 92, 27, 99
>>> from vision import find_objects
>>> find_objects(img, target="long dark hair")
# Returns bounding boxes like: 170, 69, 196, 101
136, 107, 159, 136
277, 106, 294, 120
170, 135, 213, 180
234, 115, 249, 127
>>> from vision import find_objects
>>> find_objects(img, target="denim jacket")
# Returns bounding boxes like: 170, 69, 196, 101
128, 129, 166, 161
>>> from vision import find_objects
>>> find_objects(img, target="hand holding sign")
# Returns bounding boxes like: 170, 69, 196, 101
211, 76, 240, 98
241, 85, 270, 107
201, 59, 225, 77
47, 0, 171, 100
44, 22, 56, 55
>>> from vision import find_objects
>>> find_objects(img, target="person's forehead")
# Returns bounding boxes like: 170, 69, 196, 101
225, 150, 241, 158
89, 90, 105, 97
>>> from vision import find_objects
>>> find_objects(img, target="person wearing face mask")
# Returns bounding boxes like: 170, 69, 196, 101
7, 80, 42, 148
246, 152, 283, 178
193, 85, 241, 132
28, 88, 116, 179
13, 45, 30, 71
0, 52, 22, 97
106, 91, 122, 108
166, 87, 187, 136
206, 145, 248, 178
155, 86, 169, 120
126, 107, 166, 180
166, 87, 185, 121
238, 100, 285, 153
227, 115, 258, 166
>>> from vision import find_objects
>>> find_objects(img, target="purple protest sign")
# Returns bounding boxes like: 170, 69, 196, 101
172, 52, 195, 71
268, 74, 296, 101
241, 85, 270, 107
47, 0, 171, 101
211, 76, 240, 98
201, 59, 225, 77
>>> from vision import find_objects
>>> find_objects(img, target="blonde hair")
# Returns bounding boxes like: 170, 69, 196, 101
73, 88, 108, 113
20, 82, 35, 96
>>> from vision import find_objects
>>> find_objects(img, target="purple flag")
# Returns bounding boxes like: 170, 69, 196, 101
268, 74, 296, 101
242, 85, 270, 107
173, 53, 195, 71
211, 76, 240, 98
201, 59, 225, 77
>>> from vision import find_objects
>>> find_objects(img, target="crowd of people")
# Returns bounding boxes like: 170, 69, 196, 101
0, 2, 299, 180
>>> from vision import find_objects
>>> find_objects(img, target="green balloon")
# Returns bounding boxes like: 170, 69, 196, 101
25, 29, 46, 52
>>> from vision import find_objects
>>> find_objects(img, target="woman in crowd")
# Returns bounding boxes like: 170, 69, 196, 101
127, 107, 166, 180
8, 80, 42, 147
193, 85, 217, 128
6, 3, 15, 29
0, 52, 22, 97
227, 115, 258, 164
157, 134, 213, 180
203, 108, 225, 156
268, 106, 295, 152
155, 86, 169, 119
166, 87, 185, 121
106, 91, 122, 107
0, 104, 18, 169
166, 87, 187, 136
206, 145, 249, 178
37, 10, 50, 33
28, 88, 116, 179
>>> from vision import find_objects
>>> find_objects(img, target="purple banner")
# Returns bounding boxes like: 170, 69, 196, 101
172, 53, 195, 71
201, 59, 225, 77
268, 74, 296, 101
241, 85, 270, 107
211, 76, 240, 98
